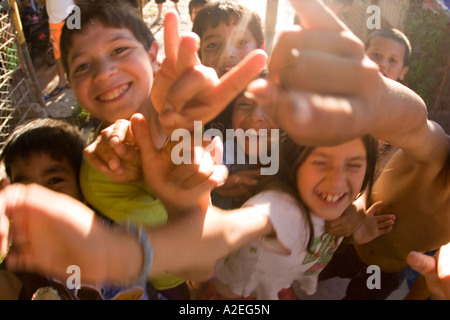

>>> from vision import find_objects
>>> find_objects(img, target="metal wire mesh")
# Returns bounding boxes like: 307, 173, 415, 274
0, 8, 37, 149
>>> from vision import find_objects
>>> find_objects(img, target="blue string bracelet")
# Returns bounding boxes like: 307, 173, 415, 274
121, 219, 153, 288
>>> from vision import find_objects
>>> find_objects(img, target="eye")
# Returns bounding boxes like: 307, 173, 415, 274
235, 101, 254, 111
346, 163, 363, 170
47, 177, 64, 185
369, 52, 381, 61
312, 160, 328, 167
237, 38, 248, 46
112, 46, 129, 56
73, 62, 90, 75
205, 41, 220, 50
389, 57, 398, 64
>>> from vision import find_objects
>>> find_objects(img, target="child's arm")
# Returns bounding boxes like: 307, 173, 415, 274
1, 183, 272, 284
246, 0, 448, 172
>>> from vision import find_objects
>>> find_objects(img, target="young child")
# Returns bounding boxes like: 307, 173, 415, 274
0, 118, 86, 299
188, 0, 208, 23
58, 0, 191, 300
246, 0, 450, 300
211, 73, 278, 210
365, 28, 412, 174
191, 0, 266, 142
199, 134, 395, 300
192, 0, 265, 79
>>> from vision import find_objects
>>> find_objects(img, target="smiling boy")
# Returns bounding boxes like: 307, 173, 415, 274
192, 0, 265, 78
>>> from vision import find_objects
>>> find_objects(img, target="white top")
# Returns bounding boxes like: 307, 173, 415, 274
215, 190, 343, 300
46, 0, 75, 24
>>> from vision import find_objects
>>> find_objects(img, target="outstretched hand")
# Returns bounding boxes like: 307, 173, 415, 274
245, 0, 381, 146
407, 242, 450, 300
130, 113, 227, 217
151, 11, 268, 134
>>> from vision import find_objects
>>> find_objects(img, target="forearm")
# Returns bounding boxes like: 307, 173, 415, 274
148, 205, 272, 278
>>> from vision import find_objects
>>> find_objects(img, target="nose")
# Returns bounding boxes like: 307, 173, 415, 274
93, 58, 118, 82
219, 40, 238, 65
248, 105, 267, 124
325, 166, 346, 189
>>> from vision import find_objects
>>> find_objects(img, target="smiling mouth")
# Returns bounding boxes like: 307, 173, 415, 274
315, 191, 346, 204
97, 83, 130, 102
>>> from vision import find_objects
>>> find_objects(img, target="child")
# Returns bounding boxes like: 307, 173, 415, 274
246, 0, 450, 300
0, 118, 86, 299
200, 134, 395, 300
211, 73, 278, 210
365, 28, 412, 174
188, 0, 208, 23
192, 0, 265, 78
58, 0, 189, 300
191, 0, 266, 137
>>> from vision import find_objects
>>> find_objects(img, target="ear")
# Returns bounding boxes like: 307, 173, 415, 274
148, 42, 160, 74
399, 66, 409, 81
148, 41, 159, 64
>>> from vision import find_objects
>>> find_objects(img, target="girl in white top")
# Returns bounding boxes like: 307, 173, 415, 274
203, 134, 395, 300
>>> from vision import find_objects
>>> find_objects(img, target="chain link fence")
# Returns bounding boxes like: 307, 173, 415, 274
0, 2, 40, 149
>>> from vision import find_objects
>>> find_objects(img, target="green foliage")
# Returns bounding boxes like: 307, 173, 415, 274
403, 1, 450, 112
71, 103, 91, 128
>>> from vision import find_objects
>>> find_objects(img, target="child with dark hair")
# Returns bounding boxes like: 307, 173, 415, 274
199, 134, 394, 300
192, 0, 265, 138
192, 0, 265, 78
59, 0, 187, 299
0, 118, 86, 299
1, 118, 85, 200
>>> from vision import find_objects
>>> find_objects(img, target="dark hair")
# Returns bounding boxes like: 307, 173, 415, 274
1, 119, 86, 180
192, 0, 265, 57
257, 133, 378, 251
365, 28, 412, 67
189, 0, 208, 15
60, 0, 155, 77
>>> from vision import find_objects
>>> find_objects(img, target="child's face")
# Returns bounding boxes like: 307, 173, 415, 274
232, 95, 277, 157
366, 36, 408, 81
199, 22, 259, 77
296, 138, 367, 221
10, 153, 82, 201
67, 23, 157, 123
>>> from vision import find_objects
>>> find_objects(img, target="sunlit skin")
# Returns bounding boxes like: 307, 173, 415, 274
67, 23, 158, 124
366, 36, 409, 81
231, 95, 277, 158
296, 139, 367, 221
9, 153, 82, 201
199, 22, 259, 78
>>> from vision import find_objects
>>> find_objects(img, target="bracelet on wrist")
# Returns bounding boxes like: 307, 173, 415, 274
120, 219, 153, 288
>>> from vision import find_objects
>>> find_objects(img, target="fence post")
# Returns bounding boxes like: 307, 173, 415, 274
8, 0, 45, 107
265, 0, 279, 53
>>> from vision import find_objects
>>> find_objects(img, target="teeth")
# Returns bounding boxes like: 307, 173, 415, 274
98, 83, 130, 102
317, 192, 345, 203
245, 129, 269, 138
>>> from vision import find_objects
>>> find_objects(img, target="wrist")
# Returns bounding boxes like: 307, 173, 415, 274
105, 221, 152, 287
